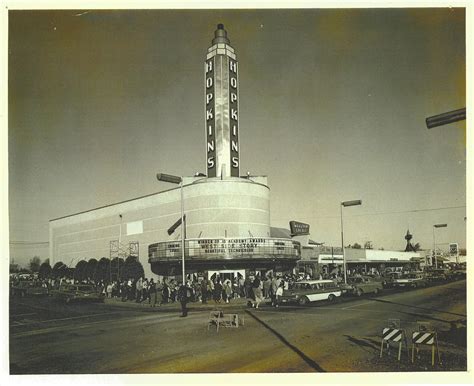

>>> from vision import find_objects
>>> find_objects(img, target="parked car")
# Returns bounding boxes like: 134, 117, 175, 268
11, 280, 48, 297
424, 268, 450, 283
52, 284, 105, 304
392, 272, 427, 289
342, 276, 383, 296
380, 271, 403, 288
280, 280, 342, 306
452, 268, 467, 280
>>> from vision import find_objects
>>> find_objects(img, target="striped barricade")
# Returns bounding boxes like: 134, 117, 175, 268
412, 331, 435, 345
411, 330, 440, 366
380, 328, 408, 361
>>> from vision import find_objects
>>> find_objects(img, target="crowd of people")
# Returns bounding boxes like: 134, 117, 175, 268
10, 271, 310, 309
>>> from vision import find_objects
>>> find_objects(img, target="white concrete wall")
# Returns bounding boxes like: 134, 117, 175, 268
345, 248, 420, 262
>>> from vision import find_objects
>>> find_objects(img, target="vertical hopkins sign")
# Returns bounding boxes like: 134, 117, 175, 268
205, 56, 216, 176
205, 24, 240, 178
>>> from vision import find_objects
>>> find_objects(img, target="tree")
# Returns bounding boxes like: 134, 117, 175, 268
29, 256, 42, 272
74, 260, 88, 281
413, 243, 421, 252
110, 257, 125, 282
95, 257, 111, 282
52, 261, 67, 278
85, 258, 98, 280
38, 261, 52, 279
120, 256, 144, 281
352, 243, 362, 249
10, 262, 19, 273
364, 241, 373, 249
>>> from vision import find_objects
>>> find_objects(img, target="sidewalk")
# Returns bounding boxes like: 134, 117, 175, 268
103, 296, 251, 311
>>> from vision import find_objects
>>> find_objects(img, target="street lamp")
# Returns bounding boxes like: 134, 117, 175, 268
433, 223, 447, 269
340, 200, 362, 284
157, 173, 186, 285
426, 108, 466, 129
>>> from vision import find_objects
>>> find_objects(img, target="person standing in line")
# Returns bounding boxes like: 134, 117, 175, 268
263, 276, 272, 299
238, 276, 245, 298
106, 282, 113, 298
207, 278, 214, 298
178, 282, 191, 317
142, 278, 149, 303
201, 278, 208, 304
148, 278, 157, 307
127, 278, 133, 300
232, 277, 239, 299
155, 279, 163, 306
270, 276, 278, 307
162, 279, 169, 303
169, 280, 176, 302
244, 277, 252, 299
213, 279, 223, 303
135, 277, 143, 303
253, 280, 264, 309
275, 283, 284, 308
224, 280, 232, 303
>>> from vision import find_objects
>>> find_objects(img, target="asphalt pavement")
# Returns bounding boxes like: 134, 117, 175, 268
9, 279, 467, 374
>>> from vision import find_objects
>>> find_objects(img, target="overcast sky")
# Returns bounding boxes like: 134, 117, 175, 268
7, 8, 466, 266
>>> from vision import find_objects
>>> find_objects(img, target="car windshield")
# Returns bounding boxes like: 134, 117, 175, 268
294, 283, 312, 290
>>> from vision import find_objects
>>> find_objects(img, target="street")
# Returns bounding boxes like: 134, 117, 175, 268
10, 279, 466, 373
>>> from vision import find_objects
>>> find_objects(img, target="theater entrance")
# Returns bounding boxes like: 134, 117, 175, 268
208, 269, 245, 282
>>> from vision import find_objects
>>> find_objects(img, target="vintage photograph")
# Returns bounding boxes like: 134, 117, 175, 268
6, 6, 467, 377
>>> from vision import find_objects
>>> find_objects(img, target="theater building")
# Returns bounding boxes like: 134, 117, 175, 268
49, 24, 301, 281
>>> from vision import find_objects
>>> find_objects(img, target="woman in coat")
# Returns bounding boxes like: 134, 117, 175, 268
155, 279, 164, 306
253, 282, 265, 309
213, 280, 223, 303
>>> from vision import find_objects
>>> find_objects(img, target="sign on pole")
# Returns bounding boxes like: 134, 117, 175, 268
289, 221, 310, 236
449, 243, 458, 256
167, 215, 186, 236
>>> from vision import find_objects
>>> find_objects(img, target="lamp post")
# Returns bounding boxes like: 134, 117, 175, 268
340, 200, 362, 284
433, 223, 447, 269
157, 173, 186, 285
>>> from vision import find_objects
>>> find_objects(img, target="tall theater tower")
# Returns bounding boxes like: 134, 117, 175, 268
205, 24, 240, 178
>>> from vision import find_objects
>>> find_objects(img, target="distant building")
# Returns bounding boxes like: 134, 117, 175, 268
296, 232, 421, 277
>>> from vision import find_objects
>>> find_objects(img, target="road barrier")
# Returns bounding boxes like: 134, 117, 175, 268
207, 309, 242, 332
380, 319, 408, 361
411, 322, 441, 366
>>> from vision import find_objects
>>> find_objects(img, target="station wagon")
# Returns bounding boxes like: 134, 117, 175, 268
281, 279, 342, 306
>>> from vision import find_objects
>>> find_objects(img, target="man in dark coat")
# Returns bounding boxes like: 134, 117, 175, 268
178, 282, 191, 317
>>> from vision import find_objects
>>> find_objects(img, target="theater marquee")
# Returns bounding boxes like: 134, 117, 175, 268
149, 237, 300, 260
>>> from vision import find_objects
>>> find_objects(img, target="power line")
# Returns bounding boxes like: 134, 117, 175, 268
10, 241, 49, 245
272, 205, 466, 222
351, 205, 466, 218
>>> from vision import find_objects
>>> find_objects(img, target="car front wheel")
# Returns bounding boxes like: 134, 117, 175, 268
328, 294, 336, 302
298, 296, 309, 306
